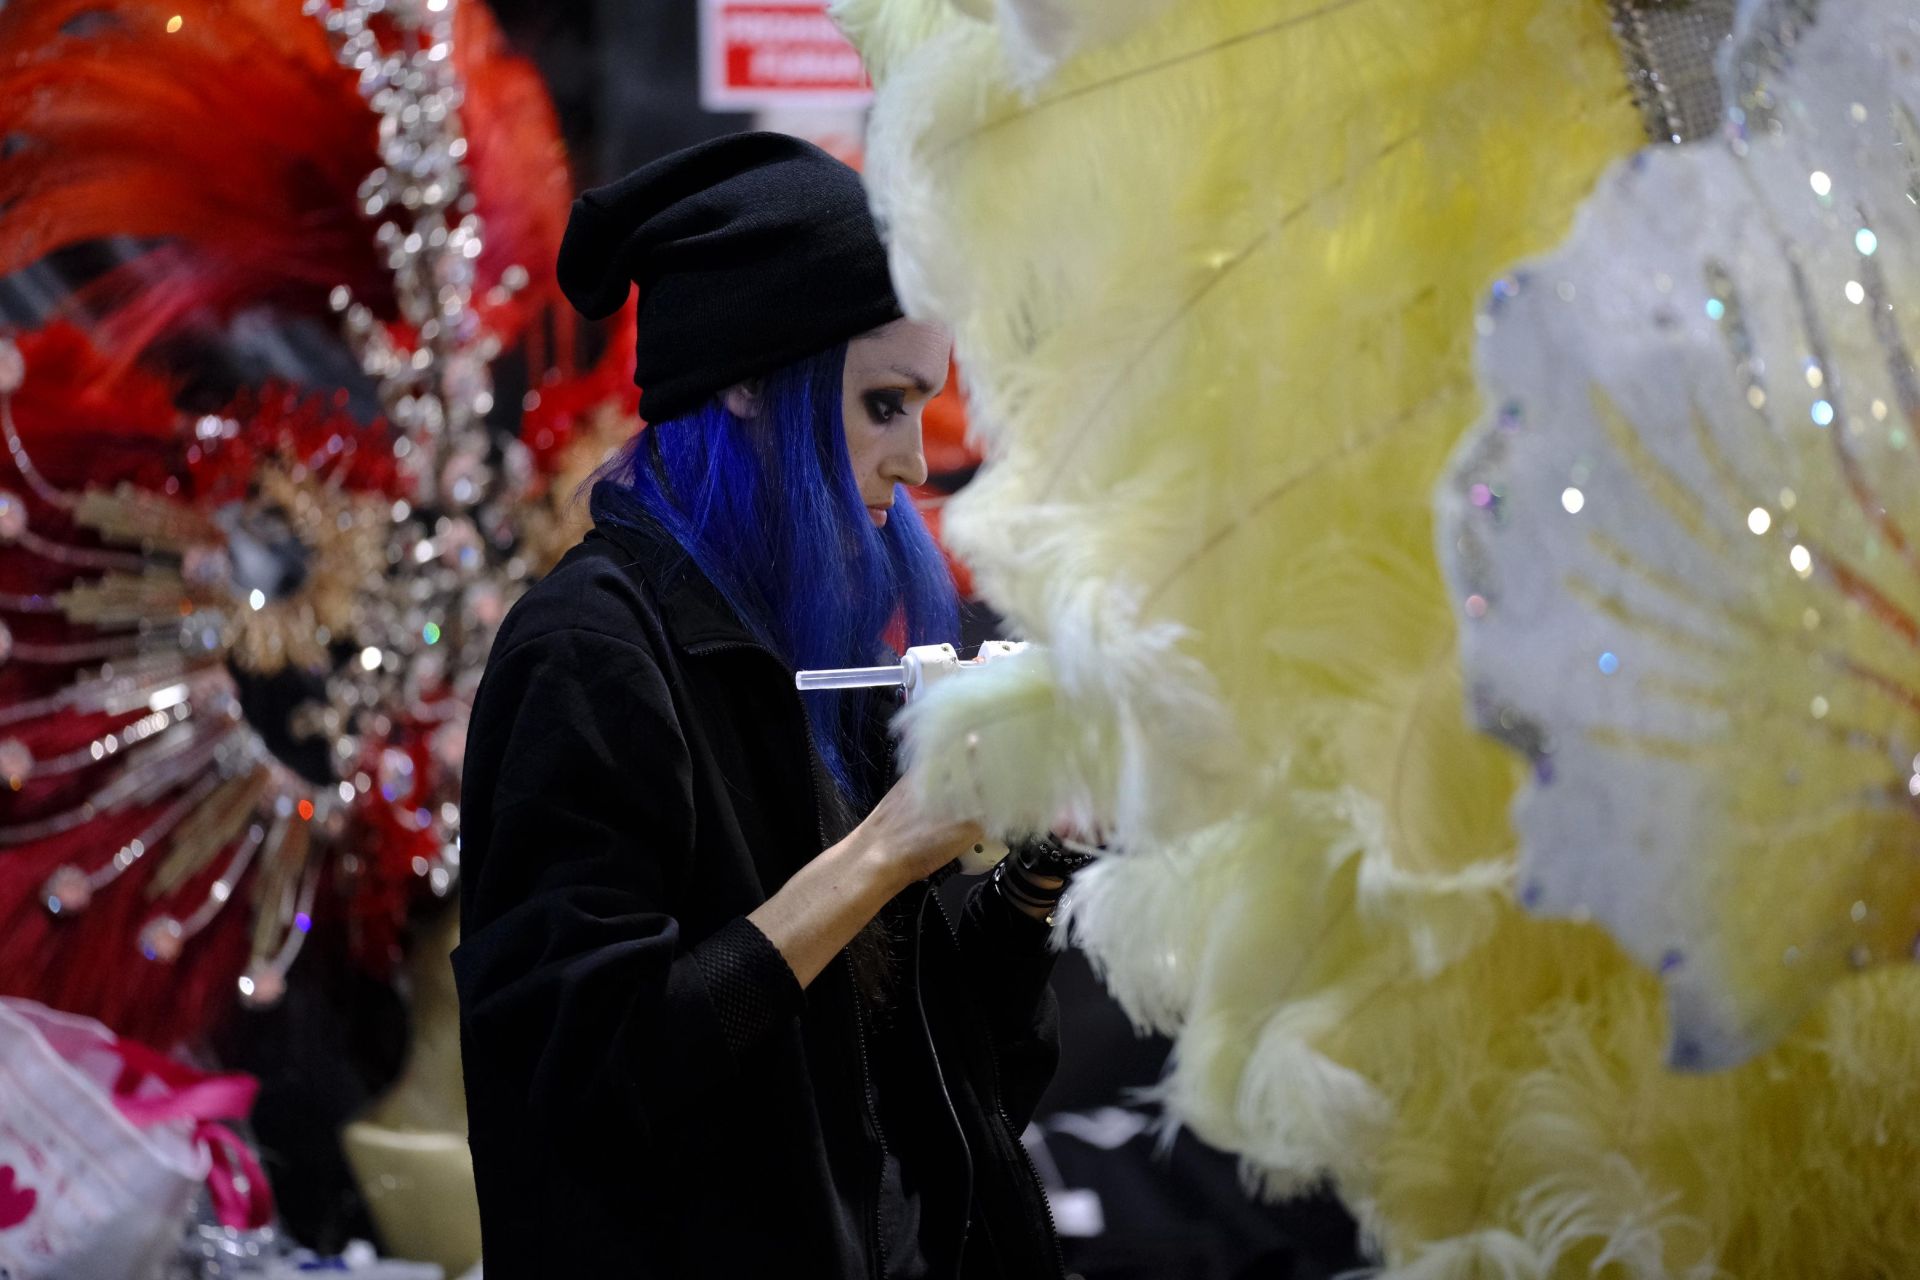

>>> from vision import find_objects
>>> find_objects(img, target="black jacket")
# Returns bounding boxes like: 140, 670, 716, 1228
453, 514, 1065, 1279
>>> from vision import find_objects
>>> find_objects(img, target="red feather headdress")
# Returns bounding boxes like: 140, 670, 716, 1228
0, 0, 600, 1047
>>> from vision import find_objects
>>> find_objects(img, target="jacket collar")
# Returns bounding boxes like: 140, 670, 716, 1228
585, 513, 768, 655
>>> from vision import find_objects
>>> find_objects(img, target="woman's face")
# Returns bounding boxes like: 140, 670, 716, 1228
840, 318, 951, 529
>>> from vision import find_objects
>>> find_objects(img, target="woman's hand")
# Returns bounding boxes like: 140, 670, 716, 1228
847, 777, 985, 894
746, 776, 981, 989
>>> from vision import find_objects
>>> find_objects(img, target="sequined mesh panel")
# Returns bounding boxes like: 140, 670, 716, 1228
1442, 0, 1920, 1069
1610, 0, 1741, 143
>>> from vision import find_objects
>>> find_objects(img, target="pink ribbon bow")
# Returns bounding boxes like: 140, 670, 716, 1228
107, 1036, 276, 1230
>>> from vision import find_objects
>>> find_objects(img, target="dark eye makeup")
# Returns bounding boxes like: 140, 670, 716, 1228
863, 389, 908, 425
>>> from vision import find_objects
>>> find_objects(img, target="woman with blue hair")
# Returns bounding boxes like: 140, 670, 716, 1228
454, 133, 1068, 1279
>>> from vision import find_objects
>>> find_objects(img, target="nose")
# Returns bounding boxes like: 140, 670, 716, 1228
886, 418, 929, 489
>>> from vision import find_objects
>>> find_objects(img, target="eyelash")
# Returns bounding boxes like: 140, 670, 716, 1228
864, 391, 907, 425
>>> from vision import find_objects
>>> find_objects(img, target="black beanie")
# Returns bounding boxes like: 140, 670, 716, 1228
556, 132, 903, 422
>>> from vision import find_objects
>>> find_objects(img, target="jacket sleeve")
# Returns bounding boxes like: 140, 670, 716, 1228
452, 625, 804, 1141
953, 877, 1061, 1130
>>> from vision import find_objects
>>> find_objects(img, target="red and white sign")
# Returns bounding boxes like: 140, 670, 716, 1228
700, 0, 874, 111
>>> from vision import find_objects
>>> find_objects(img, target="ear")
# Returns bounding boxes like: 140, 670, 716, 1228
722, 381, 763, 419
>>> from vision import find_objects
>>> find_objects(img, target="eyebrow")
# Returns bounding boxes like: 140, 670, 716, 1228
885, 364, 942, 395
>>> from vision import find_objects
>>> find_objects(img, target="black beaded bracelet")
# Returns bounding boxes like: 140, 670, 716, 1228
1010, 832, 1098, 882
993, 858, 1060, 908
995, 833, 1101, 916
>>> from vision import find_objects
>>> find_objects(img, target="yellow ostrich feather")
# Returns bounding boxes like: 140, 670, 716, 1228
840, 0, 1920, 1273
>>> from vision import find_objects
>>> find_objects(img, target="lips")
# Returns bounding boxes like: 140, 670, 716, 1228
866, 505, 890, 528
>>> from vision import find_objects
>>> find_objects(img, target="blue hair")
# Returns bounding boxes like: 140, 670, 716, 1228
589, 342, 959, 802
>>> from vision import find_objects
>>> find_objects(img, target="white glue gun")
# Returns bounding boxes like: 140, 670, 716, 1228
796, 641, 1026, 871
794, 640, 1027, 700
